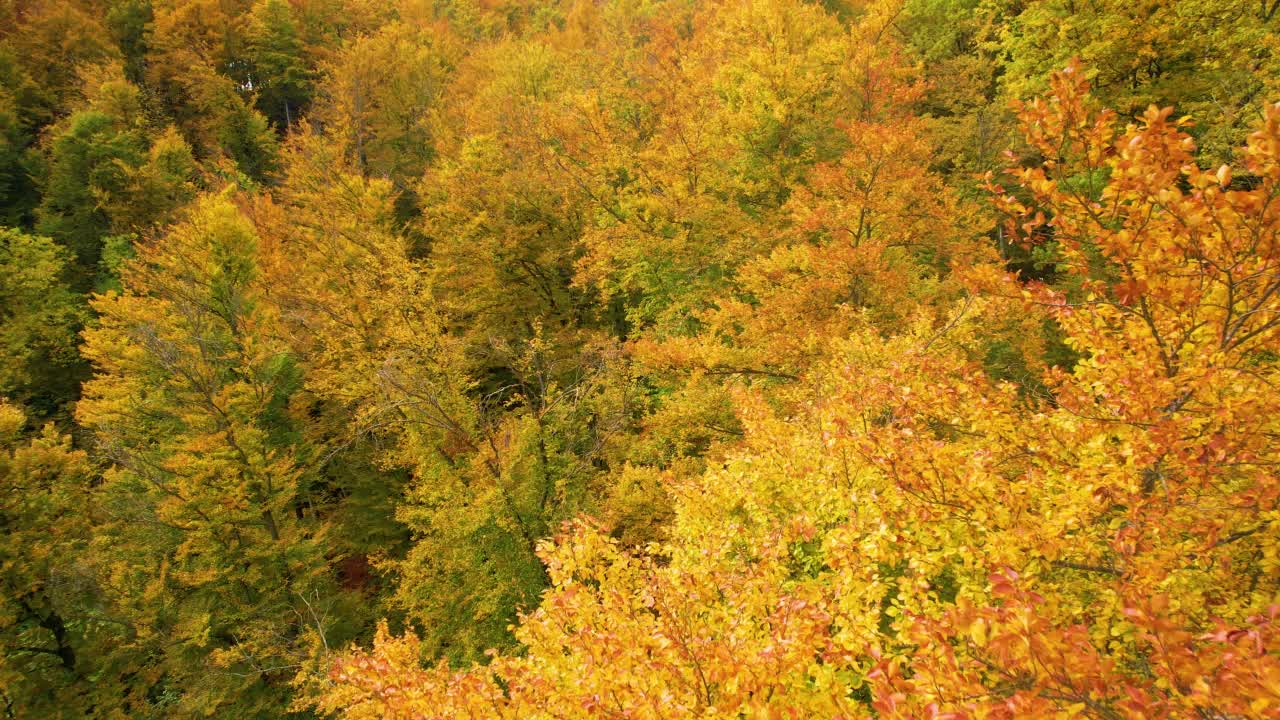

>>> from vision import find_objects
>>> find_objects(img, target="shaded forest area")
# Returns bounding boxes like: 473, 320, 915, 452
1, 0, 1279, 717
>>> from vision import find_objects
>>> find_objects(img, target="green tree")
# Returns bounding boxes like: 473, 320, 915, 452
0, 229, 86, 417
105, 0, 155, 85
34, 109, 144, 285
33, 69, 201, 290
245, 0, 316, 128
0, 50, 40, 227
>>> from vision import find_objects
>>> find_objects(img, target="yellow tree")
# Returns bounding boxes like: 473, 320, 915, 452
260, 129, 641, 663
77, 192, 339, 716
560, 0, 860, 333
312, 18, 460, 184
0, 0, 117, 128
0, 401, 96, 719
145, 0, 280, 180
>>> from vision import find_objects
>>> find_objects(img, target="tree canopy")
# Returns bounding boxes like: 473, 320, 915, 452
0, 0, 1277, 718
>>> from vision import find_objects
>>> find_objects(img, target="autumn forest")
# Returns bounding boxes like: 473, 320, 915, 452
1, 0, 1278, 717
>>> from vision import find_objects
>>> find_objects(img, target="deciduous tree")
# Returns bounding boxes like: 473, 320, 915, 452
78, 193, 341, 716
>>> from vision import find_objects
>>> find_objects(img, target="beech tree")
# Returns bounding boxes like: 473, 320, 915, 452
244, 0, 315, 129
34, 66, 200, 290
312, 18, 458, 184
0, 229, 85, 415
0, 402, 95, 719
257, 130, 641, 663
77, 193, 340, 716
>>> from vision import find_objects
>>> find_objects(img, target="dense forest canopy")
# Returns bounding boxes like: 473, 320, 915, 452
1, 0, 1279, 717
